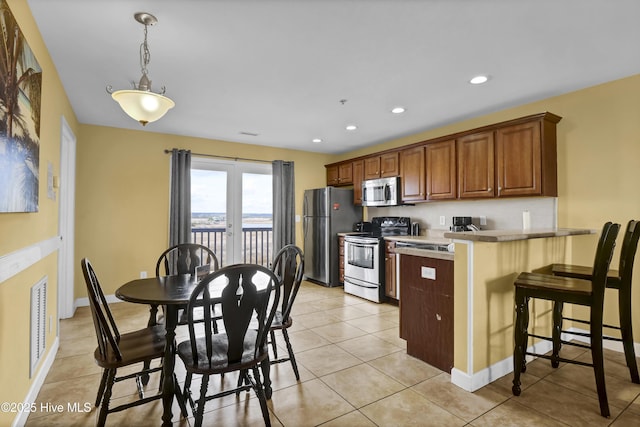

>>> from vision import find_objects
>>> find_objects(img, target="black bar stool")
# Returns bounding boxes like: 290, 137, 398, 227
512, 222, 620, 418
550, 220, 640, 383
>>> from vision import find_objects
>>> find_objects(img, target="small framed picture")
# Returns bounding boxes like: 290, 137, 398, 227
195, 264, 211, 280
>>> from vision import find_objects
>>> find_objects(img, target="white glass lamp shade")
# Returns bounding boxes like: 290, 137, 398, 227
111, 89, 175, 126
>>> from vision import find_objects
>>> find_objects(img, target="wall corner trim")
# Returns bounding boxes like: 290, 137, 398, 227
0, 236, 62, 284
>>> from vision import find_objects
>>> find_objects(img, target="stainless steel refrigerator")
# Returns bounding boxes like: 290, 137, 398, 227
303, 187, 362, 287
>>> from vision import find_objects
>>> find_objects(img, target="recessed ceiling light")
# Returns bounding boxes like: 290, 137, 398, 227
312, 138, 322, 143
346, 125, 357, 131
470, 75, 489, 85
391, 107, 406, 114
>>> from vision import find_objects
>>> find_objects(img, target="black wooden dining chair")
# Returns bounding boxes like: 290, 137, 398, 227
177, 264, 281, 427
550, 220, 640, 383
268, 244, 304, 380
512, 222, 620, 418
81, 258, 166, 427
148, 243, 220, 327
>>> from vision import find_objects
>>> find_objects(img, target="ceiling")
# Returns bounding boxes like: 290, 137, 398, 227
27, 0, 640, 154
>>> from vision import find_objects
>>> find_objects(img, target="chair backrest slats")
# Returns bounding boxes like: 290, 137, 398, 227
591, 222, 621, 303
186, 264, 281, 367
271, 245, 304, 320
81, 258, 123, 361
619, 220, 640, 285
156, 243, 219, 277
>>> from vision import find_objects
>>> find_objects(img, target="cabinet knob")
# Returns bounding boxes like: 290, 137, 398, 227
488, 187, 492, 192
436, 313, 442, 321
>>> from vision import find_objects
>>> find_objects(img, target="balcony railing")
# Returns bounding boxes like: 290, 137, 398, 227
191, 227, 273, 267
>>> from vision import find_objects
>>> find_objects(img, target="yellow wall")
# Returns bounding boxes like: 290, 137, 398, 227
0, 1, 80, 425
74, 124, 332, 297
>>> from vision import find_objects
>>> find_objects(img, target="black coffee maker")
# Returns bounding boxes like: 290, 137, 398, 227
450, 216, 472, 232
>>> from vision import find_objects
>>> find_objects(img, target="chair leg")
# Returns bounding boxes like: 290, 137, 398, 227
147, 304, 159, 327
618, 286, 639, 383
282, 329, 300, 380
512, 290, 529, 396
270, 329, 278, 359
591, 307, 610, 418
173, 374, 189, 418
95, 369, 108, 407
194, 375, 209, 427
252, 366, 272, 427
551, 301, 563, 368
97, 369, 116, 427
261, 357, 272, 399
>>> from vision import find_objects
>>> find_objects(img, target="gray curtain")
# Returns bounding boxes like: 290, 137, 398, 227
272, 160, 295, 252
169, 149, 192, 246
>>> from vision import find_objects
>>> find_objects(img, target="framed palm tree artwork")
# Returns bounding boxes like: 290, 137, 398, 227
0, 0, 42, 213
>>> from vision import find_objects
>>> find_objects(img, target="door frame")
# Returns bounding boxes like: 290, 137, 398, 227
191, 157, 271, 265
57, 116, 76, 320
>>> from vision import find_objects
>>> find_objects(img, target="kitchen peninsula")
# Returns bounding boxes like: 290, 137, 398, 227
408, 228, 594, 392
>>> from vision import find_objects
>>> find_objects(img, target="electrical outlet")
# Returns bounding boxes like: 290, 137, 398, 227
439, 216, 446, 226
480, 216, 487, 226
140, 271, 147, 278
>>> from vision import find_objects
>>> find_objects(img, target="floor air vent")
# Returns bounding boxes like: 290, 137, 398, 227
30, 277, 47, 377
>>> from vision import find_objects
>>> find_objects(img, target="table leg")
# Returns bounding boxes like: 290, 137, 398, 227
161, 305, 178, 427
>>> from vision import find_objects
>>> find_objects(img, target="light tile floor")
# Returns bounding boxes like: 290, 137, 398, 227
26, 281, 640, 426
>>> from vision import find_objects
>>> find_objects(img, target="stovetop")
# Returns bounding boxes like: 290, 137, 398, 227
371, 216, 411, 237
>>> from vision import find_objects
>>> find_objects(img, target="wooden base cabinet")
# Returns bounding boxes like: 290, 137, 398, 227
338, 236, 345, 283
400, 254, 454, 373
384, 241, 397, 299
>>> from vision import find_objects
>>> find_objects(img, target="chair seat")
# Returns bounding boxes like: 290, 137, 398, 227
177, 330, 269, 375
270, 311, 292, 330
515, 272, 593, 296
551, 263, 621, 288
94, 324, 166, 369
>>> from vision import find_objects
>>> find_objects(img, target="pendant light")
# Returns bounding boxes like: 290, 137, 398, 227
107, 12, 175, 126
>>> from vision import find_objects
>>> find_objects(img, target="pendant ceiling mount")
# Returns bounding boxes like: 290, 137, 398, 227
106, 12, 174, 126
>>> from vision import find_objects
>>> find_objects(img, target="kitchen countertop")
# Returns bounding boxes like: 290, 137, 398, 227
443, 227, 596, 242
385, 232, 455, 261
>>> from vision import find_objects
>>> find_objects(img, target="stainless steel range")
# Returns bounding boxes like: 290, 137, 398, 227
343, 217, 410, 302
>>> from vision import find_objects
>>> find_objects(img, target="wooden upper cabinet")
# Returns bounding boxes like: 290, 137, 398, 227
400, 145, 426, 202
457, 131, 495, 199
352, 159, 364, 204
426, 139, 457, 200
496, 114, 560, 197
326, 161, 353, 186
364, 152, 400, 180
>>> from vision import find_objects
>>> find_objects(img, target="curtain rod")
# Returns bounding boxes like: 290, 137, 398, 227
163, 149, 276, 164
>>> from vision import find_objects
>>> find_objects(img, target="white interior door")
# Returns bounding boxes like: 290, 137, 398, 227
58, 117, 76, 320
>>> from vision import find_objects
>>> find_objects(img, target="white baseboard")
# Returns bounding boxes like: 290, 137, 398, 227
450, 329, 640, 392
74, 294, 123, 309
13, 337, 59, 427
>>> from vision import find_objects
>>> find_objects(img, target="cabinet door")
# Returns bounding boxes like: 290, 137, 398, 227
400, 145, 426, 202
380, 152, 400, 177
496, 121, 542, 197
326, 165, 339, 186
457, 131, 495, 199
364, 157, 381, 180
338, 162, 353, 185
352, 160, 364, 205
400, 255, 454, 372
426, 139, 457, 200
385, 241, 397, 299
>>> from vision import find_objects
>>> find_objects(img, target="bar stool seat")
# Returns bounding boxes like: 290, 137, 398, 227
512, 222, 620, 418
550, 220, 640, 384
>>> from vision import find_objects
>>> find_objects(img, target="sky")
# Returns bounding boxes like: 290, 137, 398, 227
191, 169, 272, 214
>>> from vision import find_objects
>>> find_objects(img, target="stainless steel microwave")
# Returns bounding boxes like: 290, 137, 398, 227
362, 176, 400, 206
